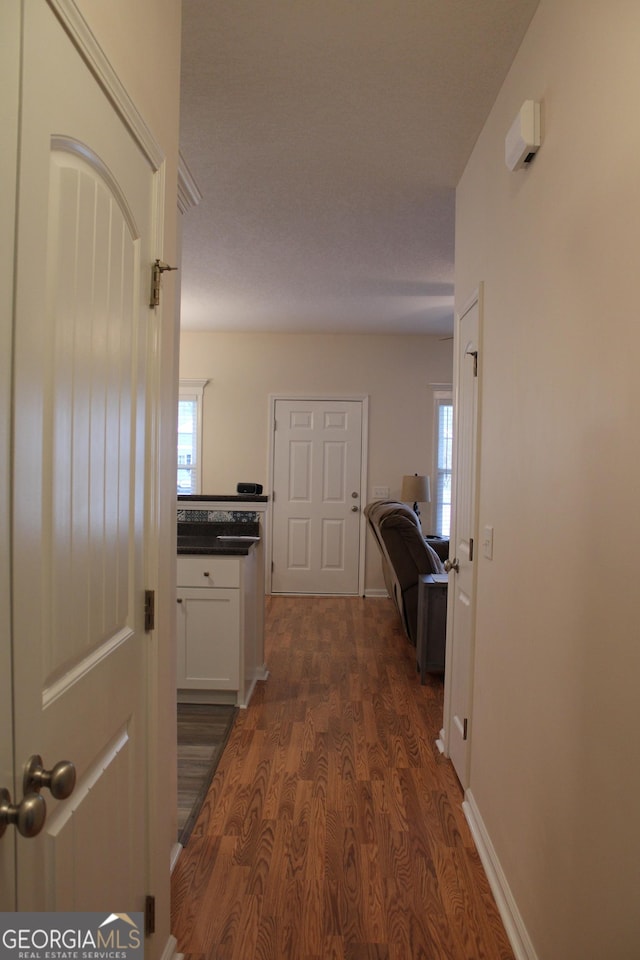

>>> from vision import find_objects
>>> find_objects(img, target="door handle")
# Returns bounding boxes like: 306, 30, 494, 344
351, 505, 359, 512
23, 755, 76, 800
444, 557, 459, 573
0, 787, 47, 839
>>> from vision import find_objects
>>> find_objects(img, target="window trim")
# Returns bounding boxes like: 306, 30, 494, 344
432, 387, 453, 538
178, 379, 208, 495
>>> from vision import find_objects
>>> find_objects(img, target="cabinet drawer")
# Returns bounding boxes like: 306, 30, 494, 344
177, 555, 240, 588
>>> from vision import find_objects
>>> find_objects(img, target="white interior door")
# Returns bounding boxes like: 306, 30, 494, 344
7, 1, 159, 909
271, 398, 364, 595
444, 290, 482, 788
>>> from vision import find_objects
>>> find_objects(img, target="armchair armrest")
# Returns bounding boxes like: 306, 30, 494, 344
417, 574, 448, 680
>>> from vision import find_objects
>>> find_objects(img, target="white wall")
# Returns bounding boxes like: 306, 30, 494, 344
455, 2, 640, 957
179, 331, 453, 591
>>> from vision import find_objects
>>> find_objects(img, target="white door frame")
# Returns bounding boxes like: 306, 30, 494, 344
267, 394, 369, 596
441, 285, 483, 787
0, 0, 20, 911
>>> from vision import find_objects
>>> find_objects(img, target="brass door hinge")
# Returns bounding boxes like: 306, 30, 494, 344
149, 259, 177, 308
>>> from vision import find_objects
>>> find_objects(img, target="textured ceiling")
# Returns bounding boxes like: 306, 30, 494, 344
179, 0, 539, 334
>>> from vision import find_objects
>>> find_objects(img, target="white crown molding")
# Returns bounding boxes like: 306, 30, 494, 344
178, 152, 203, 214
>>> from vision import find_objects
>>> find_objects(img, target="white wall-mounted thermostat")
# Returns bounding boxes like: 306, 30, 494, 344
505, 100, 541, 171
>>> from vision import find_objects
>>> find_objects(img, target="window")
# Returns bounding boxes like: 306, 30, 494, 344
433, 391, 453, 537
177, 380, 208, 495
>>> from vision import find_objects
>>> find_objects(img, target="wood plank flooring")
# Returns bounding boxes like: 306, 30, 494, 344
171, 596, 514, 960
177, 703, 238, 844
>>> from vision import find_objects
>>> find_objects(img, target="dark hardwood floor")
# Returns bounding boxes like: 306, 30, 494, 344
171, 595, 514, 960
177, 703, 238, 844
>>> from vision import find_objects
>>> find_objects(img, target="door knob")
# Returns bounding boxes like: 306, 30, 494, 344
23, 754, 76, 800
444, 557, 460, 573
351, 505, 359, 512
0, 787, 47, 839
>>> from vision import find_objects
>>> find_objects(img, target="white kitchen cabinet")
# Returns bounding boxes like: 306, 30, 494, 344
176, 549, 259, 707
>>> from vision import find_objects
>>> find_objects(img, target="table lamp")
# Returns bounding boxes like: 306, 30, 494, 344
401, 473, 431, 519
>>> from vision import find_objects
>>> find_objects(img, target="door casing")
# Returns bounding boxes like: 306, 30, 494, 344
0, 0, 20, 911
442, 286, 483, 788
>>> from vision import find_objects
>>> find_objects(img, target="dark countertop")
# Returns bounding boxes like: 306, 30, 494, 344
178, 494, 268, 502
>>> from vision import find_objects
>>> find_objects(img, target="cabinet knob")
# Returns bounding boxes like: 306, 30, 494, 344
203, 571, 210, 578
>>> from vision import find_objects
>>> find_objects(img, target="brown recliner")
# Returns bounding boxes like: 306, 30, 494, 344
364, 499, 446, 648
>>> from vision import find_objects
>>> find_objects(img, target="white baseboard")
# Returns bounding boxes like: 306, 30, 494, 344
363, 588, 389, 598
170, 842, 182, 873
463, 790, 539, 960
240, 675, 258, 708
159, 934, 181, 960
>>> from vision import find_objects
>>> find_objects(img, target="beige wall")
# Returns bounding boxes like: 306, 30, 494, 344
76, 0, 181, 168
179, 331, 453, 591
455, 1, 640, 957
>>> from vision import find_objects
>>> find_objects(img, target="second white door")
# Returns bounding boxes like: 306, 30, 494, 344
444, 290, 482, 788
271, 398, 364, 595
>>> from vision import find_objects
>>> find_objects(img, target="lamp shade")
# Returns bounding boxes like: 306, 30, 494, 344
401, 474, 431, 504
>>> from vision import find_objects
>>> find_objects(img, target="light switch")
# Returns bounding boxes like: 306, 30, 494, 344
482, 525, 494, 560
373, 486, 390, 499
